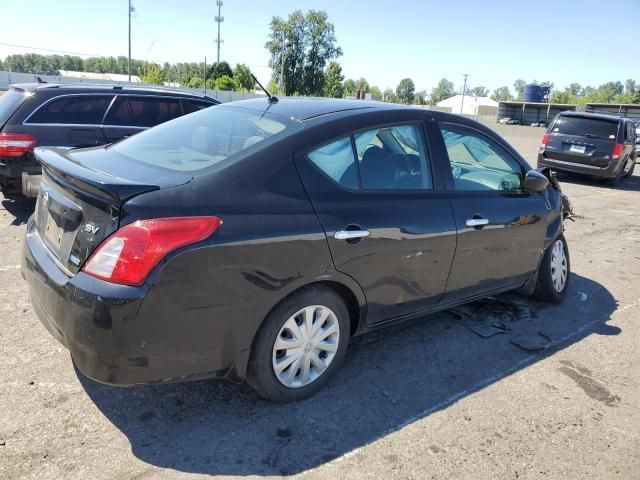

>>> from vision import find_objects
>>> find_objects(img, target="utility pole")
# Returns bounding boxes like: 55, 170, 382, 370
460, 73, 469, 114
214, 0, 224, 75
204, 56, 207, 95
128, 0, 133, 82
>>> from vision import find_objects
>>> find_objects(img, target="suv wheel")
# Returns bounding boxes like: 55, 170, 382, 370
247, 286, 350, 402
534, 235, 570, 303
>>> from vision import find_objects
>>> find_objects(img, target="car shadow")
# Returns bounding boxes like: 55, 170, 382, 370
1, 194, 35, 225
78, 273, 618, 476
555, 171, 640, 192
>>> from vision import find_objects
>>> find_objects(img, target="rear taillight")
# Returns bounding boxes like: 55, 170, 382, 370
540, 133, 550, 150
0, 133, 37, 157
612, 143, 624, 160
82, 216, 222, 286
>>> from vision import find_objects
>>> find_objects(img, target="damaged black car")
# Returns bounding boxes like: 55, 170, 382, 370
22, 98, 571, 402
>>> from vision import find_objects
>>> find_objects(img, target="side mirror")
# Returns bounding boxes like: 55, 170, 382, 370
524, 169, 549, 193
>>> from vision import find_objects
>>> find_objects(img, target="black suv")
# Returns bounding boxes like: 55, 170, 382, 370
0, 83, 219, 196
538, 111, 636, 185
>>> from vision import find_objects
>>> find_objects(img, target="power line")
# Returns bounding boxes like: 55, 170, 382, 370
0, 42, 104, 58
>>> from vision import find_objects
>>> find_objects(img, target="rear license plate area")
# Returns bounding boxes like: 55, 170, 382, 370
569, 144, 586, 154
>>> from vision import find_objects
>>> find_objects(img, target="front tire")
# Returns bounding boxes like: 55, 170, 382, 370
534, 235, 570, 303
247, 286, 350, 402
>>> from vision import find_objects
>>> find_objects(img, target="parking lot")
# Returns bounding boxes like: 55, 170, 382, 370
1, 123, 639, 480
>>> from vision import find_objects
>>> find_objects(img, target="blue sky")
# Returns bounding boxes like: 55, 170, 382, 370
0, 0, 638, 93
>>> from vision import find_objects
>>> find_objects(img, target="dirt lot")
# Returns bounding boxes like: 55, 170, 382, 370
1, 124, 639, 480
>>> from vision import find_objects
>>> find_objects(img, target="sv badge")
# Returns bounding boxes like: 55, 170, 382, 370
84, 223, 100, 235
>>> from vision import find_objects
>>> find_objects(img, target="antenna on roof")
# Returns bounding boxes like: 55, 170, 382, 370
251, 73, 278, 104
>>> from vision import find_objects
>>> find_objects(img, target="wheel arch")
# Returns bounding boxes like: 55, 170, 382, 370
235, 273, 367, 380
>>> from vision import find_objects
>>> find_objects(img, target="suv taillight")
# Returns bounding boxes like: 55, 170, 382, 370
82, 216, 222, 286
540, 133, 550, 150
612, 143, 624, 160
0, 133, 37, 157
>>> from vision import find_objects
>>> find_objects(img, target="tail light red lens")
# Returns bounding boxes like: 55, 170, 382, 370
540, 133, 550, 149
0, 133, 37, 157
612, 143, 624, 160
82, 216, 222, 286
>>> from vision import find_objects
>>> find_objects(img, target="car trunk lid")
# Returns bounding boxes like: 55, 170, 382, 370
33, 146, 193, 274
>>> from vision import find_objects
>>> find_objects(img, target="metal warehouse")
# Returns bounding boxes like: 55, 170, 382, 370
585, 103, 640, 121
497, 101, 577, 125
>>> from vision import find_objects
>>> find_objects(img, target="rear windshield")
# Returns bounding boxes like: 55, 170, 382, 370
552, 116, 618, 140
0, 90, 28, 126
111, 105, 302, 172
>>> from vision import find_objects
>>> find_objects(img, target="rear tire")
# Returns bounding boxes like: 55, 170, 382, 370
534, 234, 570, 303
247, 286, 350, 402
623, 156, 635, 178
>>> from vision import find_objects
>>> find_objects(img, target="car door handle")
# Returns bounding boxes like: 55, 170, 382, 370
335, 229, 370, 240
466, 217, 489, 227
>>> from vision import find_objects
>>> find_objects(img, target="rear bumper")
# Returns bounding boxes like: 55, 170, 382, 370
22, 217, 240, 386
537, 154, 620, 178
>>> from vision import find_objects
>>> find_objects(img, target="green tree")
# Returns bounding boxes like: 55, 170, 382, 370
369, 86, 383, 101
470, 86, 489, 97
431, 78, 454, 104
213, 75, 238, 91
567, 82, 582, 97
491, 86, 513, 102
343, 78, 356, 97
513, 79, 526, 100
265, 9, 342, 96
625, 79, 637, 94
413, 90, 427, 105
549, 90, 571, 104
383, 88, 397, 103
323, 61, 344, 98
209, 61, 233, 81
140, 63, 165, 85
396, 78, 415, 104
187, 76, 205, 89
233, 64, 255, 91
354, 77, 369, 93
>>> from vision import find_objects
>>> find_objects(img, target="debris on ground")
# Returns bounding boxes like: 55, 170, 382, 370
510, 332, 552, 351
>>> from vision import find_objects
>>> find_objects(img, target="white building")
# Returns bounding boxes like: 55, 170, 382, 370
58, 70, 141, 83
437, 94, 498, 115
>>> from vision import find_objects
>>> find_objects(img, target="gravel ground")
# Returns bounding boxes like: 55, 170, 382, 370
1, 124, 639, 480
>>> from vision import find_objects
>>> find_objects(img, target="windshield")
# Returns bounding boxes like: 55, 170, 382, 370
111, 105, 303, 172
551, 116, 618, 140
0, 90, 29, 126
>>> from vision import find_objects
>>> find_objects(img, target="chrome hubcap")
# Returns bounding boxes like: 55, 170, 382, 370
550, 239, 568, 292
272, 305, 340, 388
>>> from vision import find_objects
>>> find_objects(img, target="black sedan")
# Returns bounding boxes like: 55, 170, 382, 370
22, 98, 571, 402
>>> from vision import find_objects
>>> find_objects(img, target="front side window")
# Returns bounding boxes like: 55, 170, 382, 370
111, 105, 302, 172
28, 95, 113, 124
441, 124, 523, 192
307, 124, 432, 191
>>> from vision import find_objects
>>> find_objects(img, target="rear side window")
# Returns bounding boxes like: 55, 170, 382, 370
551, 116, 618, 140
182, 99, 214, 114
127, 97, 182, 127
103, 97, 132, 126
28, 95, 113, 124
0, 90, 28, 125
308, 137, 357, 189
308, 124, 432, 190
